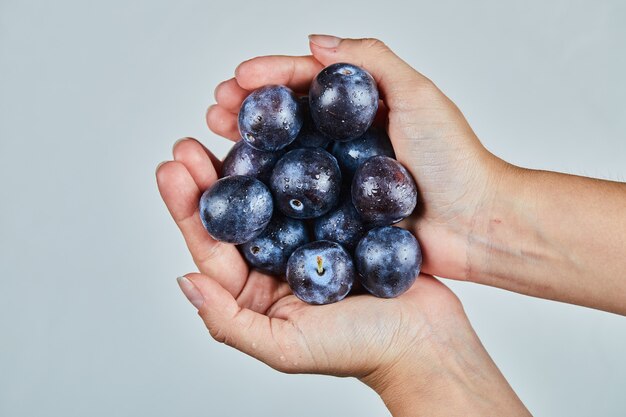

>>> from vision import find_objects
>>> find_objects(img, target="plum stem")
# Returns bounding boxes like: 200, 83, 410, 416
316, 256, 325, 275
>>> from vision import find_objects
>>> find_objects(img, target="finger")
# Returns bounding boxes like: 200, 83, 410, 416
206, 105, 240, 141
156, 161, 248, 296
373, 100, 389, 129
183, 273, 306, 372
214, 78, 250, 114
235, 55, 323, 93
308, 35, 432, 108
204, 146, 223, 172
172, 137, 221, 186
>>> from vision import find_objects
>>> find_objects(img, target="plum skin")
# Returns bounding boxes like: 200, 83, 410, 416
269, 148, 342, 219
286, 96, 331, 150
286, 240, 355, 305
199, 175, 273, 244
221, 140, 285, 184
313, 200, 367, 251
239, 214, 309, 276
238, 85, 303, 151
309, 63, 379, 141
330, 127, 395, 178
355, 226, 422, 298
351, 155, 418, 226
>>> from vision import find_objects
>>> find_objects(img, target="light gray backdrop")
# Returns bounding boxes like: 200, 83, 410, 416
1, 0, 625, 416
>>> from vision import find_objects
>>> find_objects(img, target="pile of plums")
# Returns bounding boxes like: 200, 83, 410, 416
199, 63, 422, 305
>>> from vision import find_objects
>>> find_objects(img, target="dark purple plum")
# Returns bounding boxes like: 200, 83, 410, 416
269, 148, 341, 219
199, 175, 273, 244
221, 140, 284, 184
309, 63, 378, 141
286, 240, 355, 305
355, 226, 422, 298
330, 127, 395, 177
313, 200, 367, 251
239, 214, 309, 276
286, 97, 331, 150
352, 156, 418, 226
238, 85, 303, 151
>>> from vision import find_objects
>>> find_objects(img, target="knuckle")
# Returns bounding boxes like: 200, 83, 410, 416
235, 56, 264, 80
213, 79, 227, 102
234, 59, 254, 81
408, 77, 434, 93
273, 361, 296, 374
172, 136, 196, 156
400, 76, 441, 102
207, 323, 227, 344
361, 38, 388, 52
193, 241, 222, 271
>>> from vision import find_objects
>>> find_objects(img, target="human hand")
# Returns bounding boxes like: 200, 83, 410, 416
157, 36, 481, 383
156, 139, 528, 416
156, 137, 457, 378
222, 36, 624, 314
207, 35, 508, 284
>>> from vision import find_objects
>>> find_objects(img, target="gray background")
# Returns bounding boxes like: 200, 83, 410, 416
1, 0, 625, 416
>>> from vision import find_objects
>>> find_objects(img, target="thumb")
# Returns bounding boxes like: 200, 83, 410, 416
308, 35, 431, 103
176, 273, 306, 373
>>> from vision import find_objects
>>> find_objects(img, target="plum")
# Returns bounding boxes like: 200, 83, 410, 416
309, 63, 378, 141
239, 214, 309, 276
330, 127, 395, 178
286, 97, 331, 150
286, 240, 355, 304
199, 175, 273, 244
221, 140, 284, 184
270, 148, 341, 219
352, 156, 417, 226
313, 200, 367, 251
355, 226, 421, 298
238, 85, 303, 151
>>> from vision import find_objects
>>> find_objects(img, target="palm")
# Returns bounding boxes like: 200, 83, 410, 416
157, 138, 459, 376
156, 45, 480, 374
386, 94, 500, 281
204, 50, 497, 282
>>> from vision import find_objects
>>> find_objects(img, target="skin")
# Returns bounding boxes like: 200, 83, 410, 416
355, 226, 421, 298
240, 213, 309, 276
352, 155, 418, 225
270, 148, 341, 219
198, 175, 273, 244
309, 62, 379, 141
238, 85, 302, 151
157, 35, 626, 416
330, 126, 395, 177
286, 240, 354, 305
286, 97, 331, 150
221, 140, 284, 184
313, 200, 366, 251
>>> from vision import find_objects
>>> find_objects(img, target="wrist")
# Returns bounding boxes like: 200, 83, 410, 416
463, 163, 561, 293
464, 159, 521, 279
360, 310, 529, 416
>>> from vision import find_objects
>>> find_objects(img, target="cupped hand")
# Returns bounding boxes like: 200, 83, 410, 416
207, 35, 507, 283
156, 138, 465, 381
156, 34, 500, 378
156, 37, 532, 414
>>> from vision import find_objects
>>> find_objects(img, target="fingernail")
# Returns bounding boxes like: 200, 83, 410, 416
309, 34, 342, 49
177, 276, 205, 310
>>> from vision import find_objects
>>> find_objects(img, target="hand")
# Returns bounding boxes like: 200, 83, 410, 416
156, 36, 530, 415
205, 35, 626, 314
156, 141, 527, 416
157, 137, 459, 378
207, 35, 508, 283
